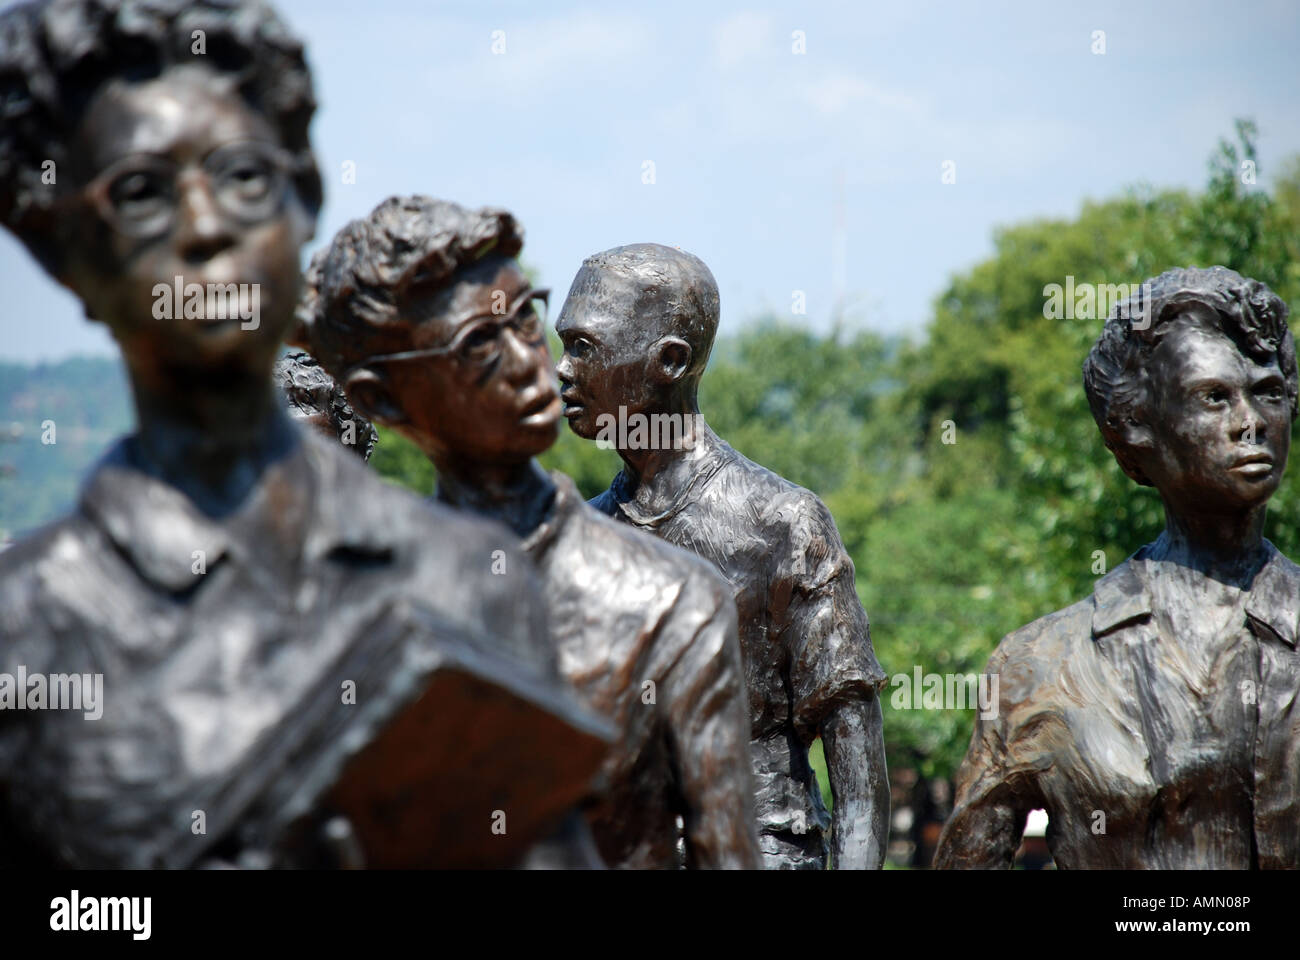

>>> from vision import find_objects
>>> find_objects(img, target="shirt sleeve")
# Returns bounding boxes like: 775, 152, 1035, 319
932, 643, 1042, 870
776, 493, 887, 743
657, 564, 762, 869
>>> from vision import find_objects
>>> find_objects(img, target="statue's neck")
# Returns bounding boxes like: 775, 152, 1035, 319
1149, 502, 1268, 585
435, 456, 556, 539
617, 415, 719, 517
129, 368, 297, 518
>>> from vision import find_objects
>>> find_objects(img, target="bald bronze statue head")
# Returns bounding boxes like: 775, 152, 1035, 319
555, 243, 718, 439
556, 242, 890, 869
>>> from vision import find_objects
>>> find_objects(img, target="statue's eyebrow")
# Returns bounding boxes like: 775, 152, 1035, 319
1249, 368, 1287, 388
1181, 375, 1233, 393
560, 323, 602, 344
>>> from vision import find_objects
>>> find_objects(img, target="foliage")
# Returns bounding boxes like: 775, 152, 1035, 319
0, 357, 131, 540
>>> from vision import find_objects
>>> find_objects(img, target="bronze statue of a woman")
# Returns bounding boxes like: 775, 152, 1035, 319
0, 0, 606, 869
937, 266, 1300, 869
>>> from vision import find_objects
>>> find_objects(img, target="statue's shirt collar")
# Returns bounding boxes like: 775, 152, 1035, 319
1091, 541, 1299, 648
609, 429, 733, 528
77, 430, 386, 593
519, 471, 576, 559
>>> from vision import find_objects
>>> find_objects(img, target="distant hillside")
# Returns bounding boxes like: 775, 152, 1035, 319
0, 356, 131, 540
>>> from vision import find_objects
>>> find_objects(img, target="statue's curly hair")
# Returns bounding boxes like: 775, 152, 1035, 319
0, 0, 321, 274
295, 195, 524, 378
1083, 265, 1296, 484
274, 350, 378, 461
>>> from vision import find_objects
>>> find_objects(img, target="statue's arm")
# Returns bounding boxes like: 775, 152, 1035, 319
783, 493, 889, 867
933, 699, 1035, 869
821, 694, 889, 869
660, 575, 762, 869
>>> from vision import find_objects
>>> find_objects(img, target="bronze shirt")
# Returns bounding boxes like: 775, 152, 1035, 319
591, 432, 887, 869
518, 472, 760, 869
936, 542, 1300, 869
0, 427, 577, 868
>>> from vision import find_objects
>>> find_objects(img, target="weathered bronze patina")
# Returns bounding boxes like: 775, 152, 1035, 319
936, 266, 1300, 869
298, 198, 761, 869
0, 0, 607, 869
555, 243, 890, 869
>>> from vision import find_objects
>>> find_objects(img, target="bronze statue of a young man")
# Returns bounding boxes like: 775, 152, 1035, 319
936, 266, 1300, 869
555, 243, 889, 869
0, 0, 606, 869
297, 198, 762, 869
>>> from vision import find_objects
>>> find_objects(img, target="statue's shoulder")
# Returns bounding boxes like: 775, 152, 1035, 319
1262, 538, 1300, 584
0, 512, 103, 643
986, 593, 1096, 695
559, 474, 732, 605
0, 515, 76, 579
715, 443, 835, 534
308, 435, 550, 666
312, 432, 517, 561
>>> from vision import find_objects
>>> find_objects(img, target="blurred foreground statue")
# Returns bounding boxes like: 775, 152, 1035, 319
297, 198, 761, 869
555, 244, 889, 869
0, 0, 609, 869
936, 266, 1300, 869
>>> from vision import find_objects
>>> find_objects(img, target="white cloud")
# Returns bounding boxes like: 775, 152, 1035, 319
798, 70, 919, 116
715, 11, 774, 68
424, 11, 656, 101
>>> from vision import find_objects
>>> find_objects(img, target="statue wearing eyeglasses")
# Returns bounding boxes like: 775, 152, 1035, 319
295, 196, 762, 869
0, 0, 609, 869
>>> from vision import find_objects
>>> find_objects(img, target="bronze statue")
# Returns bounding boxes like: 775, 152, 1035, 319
0, 0, 609, 869
936, 266, 1300, 869
274, 350, 377, 460
555, 243, 890, 869
296, 197, 762, 869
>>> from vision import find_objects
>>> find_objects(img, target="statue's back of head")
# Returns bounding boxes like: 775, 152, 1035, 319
295, 195, 524, 378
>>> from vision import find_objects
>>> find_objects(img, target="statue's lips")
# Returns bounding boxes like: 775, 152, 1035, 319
1230, 454, 1275, 476
519, 391, 561, 425
559, 392, 585, 417
166, 268, 262, 329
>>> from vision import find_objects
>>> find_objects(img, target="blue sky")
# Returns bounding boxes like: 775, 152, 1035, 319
3, 0, 1299, 362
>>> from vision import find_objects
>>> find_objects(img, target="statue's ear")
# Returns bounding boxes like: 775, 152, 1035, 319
1109, 416, 1156, 487
651, 336, 692, 384
344, 367, 408, 428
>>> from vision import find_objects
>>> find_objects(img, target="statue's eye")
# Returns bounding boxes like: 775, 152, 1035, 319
1206, 389, 1228, 404
108, 169, 171, 221
514, 305, 542, 339
459, 323, 501, 363
570, 338, 592, 359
